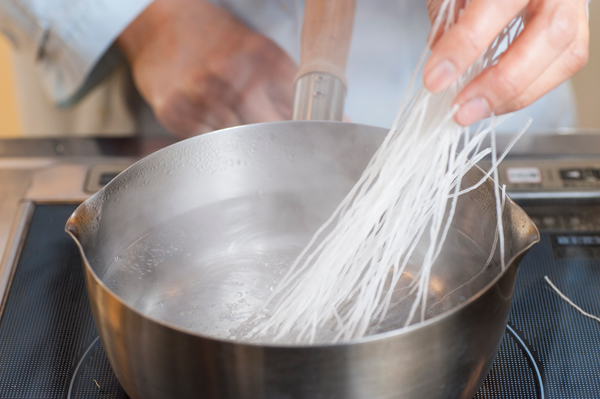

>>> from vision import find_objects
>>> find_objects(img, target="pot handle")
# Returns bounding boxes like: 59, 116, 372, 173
292, 0, 355, 121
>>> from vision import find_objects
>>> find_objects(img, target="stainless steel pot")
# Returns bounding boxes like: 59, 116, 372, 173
66, 2, 539, 397
66, 120, 539, 399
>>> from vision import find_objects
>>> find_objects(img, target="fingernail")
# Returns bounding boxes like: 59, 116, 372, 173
425, 60, 457, 92
456, 97, 491, 126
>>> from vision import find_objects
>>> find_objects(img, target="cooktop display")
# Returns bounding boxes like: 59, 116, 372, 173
0, 201, 599, 399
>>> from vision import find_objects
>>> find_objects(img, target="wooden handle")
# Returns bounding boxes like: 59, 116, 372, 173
296, 0, 356, 86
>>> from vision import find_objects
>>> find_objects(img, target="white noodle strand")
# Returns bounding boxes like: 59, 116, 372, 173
234, 0, 527, 345
544, 276, 600, 324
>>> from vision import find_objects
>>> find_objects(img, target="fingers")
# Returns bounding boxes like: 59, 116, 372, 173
237, 85, 288, 125
154, 88, 243, 138
227, 38, 296, 124
183, 105, 242, 137
157, 103, 241, 139
157, 78, 290, 138
454, 0, 586, 125
266, 55, 296, 119
495, 2, 589, 114
238, 35, 297, 120
156, 72, 292, 138
192, 123, 217, 136
424, 0, 528, 93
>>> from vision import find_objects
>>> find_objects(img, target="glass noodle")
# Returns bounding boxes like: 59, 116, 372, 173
235, 0, 529, 344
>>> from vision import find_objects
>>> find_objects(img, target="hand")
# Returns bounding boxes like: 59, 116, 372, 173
117, 0, 296, 138
423, 0, 589, 126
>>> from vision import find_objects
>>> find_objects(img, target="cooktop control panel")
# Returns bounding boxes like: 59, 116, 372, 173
84, 163, 130, 193
480, 158, 600, 195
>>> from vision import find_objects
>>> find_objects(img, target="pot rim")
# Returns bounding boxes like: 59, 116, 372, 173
65, 120, 541, 349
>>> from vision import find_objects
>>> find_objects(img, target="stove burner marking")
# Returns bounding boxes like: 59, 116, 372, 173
506, 324, 546, 399
67, 335, 100, 399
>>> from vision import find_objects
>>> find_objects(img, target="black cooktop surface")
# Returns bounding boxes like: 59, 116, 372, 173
1, 203, 599, 399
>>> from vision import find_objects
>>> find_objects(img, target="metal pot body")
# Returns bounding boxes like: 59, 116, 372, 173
67, 121, 539, 399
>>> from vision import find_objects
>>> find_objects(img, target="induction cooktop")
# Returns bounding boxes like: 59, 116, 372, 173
1, 135, 600, 399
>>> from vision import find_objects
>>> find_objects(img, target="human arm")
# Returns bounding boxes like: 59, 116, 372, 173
115, 0, 297, 138
423, 0, 589, 126
0, 0, 153, 105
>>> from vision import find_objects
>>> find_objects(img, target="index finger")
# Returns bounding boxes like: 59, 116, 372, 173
423, 0, 528, 93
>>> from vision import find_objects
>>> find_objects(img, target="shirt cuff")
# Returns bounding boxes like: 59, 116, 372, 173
0, 2, 48, 58
39, 0, 154, 105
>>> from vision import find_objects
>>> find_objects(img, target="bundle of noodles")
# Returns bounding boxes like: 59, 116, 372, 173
238, 0, 529, 344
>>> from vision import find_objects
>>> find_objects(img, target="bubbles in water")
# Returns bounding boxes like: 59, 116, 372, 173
100, 190, 491, 344
101, 192, 335, 340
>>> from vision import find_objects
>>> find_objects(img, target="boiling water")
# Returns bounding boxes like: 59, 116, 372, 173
103, 191, 500, 343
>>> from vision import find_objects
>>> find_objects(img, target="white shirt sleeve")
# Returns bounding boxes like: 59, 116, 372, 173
0, 0, 153, 105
